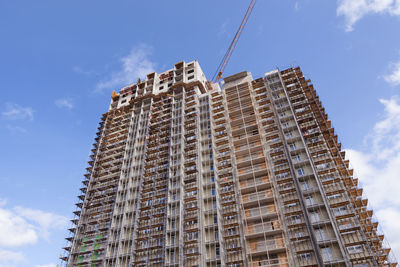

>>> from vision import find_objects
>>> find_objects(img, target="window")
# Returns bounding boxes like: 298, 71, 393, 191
291, 215, 302, 224
354, 264, 369, 267
286, 132, 293, 138
227, 227, 237, 236
347, 245, 363, 254
170, 250, 176, 261
338, 219, 353, 230
327, 193, 342, 200
321, 247, 333, 262
295, 107, 306, 113
315, 228, 326, 240
170, 235, 176, 244
305, 195, 314, 206
211, 188, 216, 196
214, 229, 219, 240
316, 163, 329, 170
321, 176, 334, 182
188, 75, 194, 80
302, 182, 310, 190
299, 253, 312, 261
286, 202, 297, 208
309, 212, 320, 223
216, 244, 220, 257
283, 183, 292, 190
187, 247, 198, 254
293, 154, 300, 161
214, 214, 218, 224
289, 143, 296, 150
333, 206, 348, 216
295, 232, 306, 238
210, 164, 214, 171
187, 231, 198, 240
187, 219, 197, 225
297, 168, 305, 176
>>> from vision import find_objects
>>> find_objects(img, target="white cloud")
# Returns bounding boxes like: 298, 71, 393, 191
35, 263, 57, 267
0, 249, 25, 263
55, 98, 74, 110
345, 95, 400, 258
384, 61, 400, 86
0, 208, 38, 247
0, 199, 7, 207
337, 0, 400, 31
0, 249, 24, 267
96, 44, 156, 93
14, 206, 69, 240
0, 204, 68, 248
1, 103, 34, 121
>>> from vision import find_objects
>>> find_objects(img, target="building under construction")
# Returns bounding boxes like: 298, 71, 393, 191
61, 61, 397, 267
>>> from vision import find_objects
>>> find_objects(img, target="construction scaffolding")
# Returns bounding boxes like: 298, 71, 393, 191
61, 61, 397, 267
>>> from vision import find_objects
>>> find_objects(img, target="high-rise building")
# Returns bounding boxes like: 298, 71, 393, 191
61, 61, 397, 267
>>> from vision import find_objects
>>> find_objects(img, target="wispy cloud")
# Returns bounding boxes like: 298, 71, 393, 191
35, 263, 57, 267
96, 44, 156, 93
0, 249, 25, 264
294, 1, 300, 11
218, 19, 230, 37
345, 96, 400, 256
384, 60, 400, 86
55, 98, 74, 110
72, 66, 98, 76
337, 0, 400, 32
2, 103, 34, 121
5, 125, 27, 134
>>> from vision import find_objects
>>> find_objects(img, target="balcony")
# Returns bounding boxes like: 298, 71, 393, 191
247, 238, 285, 254
237, 162, 267, 178
239, 176, 270, 191
241, 190, 273, 206
251, 258, 289, 267
244, 205, 276, 220
245, 220, 281, 237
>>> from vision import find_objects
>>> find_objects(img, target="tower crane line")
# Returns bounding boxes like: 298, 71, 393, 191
212, 0, 257, 83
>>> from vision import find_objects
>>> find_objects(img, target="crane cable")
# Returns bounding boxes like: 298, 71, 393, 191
212, 0, 257, 83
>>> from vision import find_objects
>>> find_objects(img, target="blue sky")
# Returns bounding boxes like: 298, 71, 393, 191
0, 0, 400, 266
